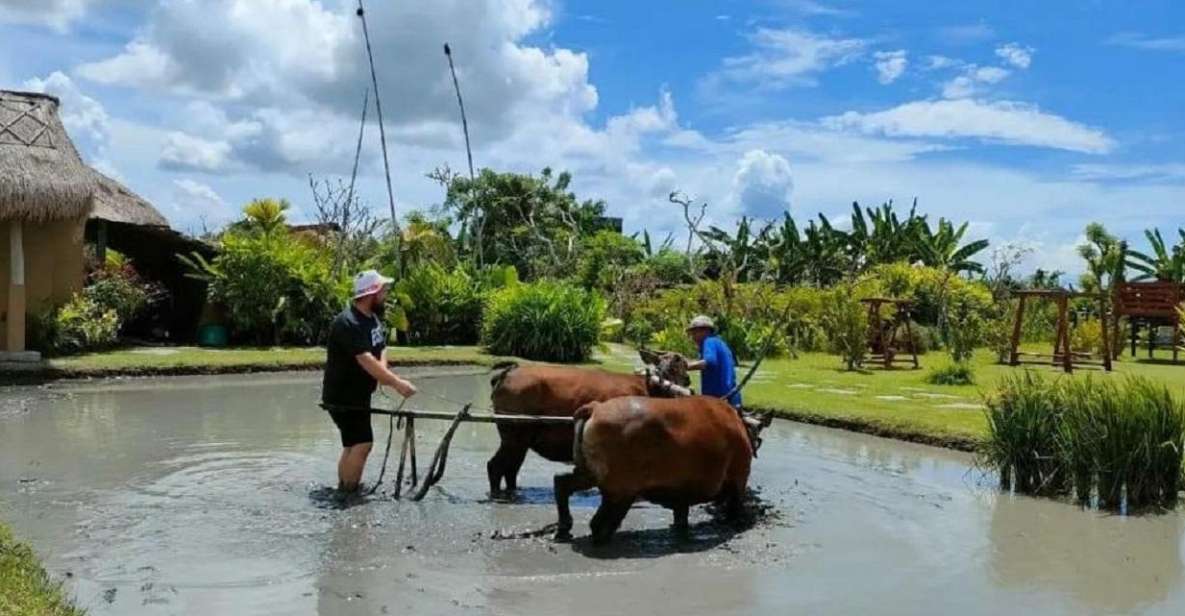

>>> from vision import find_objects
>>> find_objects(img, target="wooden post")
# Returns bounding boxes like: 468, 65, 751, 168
1099, 293, 1113, 371
1057, 295, 1072, 373
6, 221, 26, 352
1009, 295, 1026, 366
95, 220, 108, 265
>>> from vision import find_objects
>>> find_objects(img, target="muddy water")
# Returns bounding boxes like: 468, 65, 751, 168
2, 370, 1184, 615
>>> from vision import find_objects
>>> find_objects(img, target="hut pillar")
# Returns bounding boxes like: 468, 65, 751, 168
6, 220, 25, 352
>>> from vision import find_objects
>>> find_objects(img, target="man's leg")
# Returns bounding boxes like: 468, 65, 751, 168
338, 442, 373, 491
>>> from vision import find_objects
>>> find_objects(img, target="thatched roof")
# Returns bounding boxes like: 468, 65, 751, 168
0, 90, 96, 222
91, 171, 169, 227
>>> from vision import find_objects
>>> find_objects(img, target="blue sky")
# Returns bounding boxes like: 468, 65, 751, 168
2, 0, 1183, 275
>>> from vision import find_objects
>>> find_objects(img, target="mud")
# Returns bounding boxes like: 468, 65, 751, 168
2, 369, 1185, 615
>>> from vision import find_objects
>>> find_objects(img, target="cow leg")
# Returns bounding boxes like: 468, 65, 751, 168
590, 496, 634, 545
671, 503, 690, 538
553, 470, 594, 542
501, 442, 530, 494
487, 439, 524, 498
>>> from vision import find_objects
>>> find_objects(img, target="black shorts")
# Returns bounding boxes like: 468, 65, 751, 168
328, 410, 373, 447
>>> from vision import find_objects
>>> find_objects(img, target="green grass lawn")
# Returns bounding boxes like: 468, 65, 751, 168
0, 523, 83, 616
42, 345, 511, 378
741, 348, 1185, 450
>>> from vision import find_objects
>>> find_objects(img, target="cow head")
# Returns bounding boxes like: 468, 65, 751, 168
638, 348, 691, 389
742, 411, 774, 457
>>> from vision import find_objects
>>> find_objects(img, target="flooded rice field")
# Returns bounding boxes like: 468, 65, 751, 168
2, 369, 1184, 615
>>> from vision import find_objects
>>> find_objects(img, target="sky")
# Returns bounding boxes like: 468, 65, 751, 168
2, 0, 1183, 276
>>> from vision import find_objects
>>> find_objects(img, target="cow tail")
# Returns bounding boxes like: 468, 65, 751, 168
572, 402, 595, 472
489, 361, 519, 391
573, 417, 588, 472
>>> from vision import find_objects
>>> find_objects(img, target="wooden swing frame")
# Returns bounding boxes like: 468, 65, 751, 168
1007, 289, 1112, 373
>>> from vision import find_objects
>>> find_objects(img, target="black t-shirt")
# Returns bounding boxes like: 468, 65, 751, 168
322, 306, 387, 408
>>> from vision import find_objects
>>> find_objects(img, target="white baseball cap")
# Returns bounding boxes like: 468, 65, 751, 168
686, 315, 716, 331
352, 269, 394, 299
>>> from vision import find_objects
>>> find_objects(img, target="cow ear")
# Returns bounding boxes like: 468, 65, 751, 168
638, 348, 660, 365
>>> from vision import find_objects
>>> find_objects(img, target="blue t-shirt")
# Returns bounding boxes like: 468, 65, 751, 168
698, 335, 741, 407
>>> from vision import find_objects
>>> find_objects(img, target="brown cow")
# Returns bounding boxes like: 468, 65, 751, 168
554, 395, 767, 544
487, 350, 690, 498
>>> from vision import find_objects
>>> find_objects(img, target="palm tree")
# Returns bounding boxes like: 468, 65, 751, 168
241, 198, 290, 234
847, 199, 925, 270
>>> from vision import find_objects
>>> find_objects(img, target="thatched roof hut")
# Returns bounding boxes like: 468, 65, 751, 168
1, 90, 100, 356
0, 90, 96, 222
91, 172, 169, 227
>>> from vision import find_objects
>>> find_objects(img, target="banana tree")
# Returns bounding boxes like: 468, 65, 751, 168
914, 218, 990, 275
1127, 228, 1185, 283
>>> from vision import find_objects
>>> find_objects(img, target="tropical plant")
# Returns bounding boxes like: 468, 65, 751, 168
914, 218, 990, 275
822, 285, 868, 370
394, 263, 517, 345
180, 215, 348, 345
31, 295, 120, 356
1127, 227, 1185, 283
482, 280, 604, 362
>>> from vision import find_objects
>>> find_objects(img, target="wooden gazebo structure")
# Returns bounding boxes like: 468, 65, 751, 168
1113, 281, 1183, 362
861, 297, 920, 369
1008, 289, 1112, 373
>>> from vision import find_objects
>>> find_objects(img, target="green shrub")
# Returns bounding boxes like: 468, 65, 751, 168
395, 263, 484, 345
946, 296, 985, 363
32, 295, 120, 356
650, 322, 697, 357
181, 229, 348, 345
822, 286, 868, 370
1070, 318, 1106, 356
482, 280, 604, 362
925, 362, 975, 386
84, 266, 157, 328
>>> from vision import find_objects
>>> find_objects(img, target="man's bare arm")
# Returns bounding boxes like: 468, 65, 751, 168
687, 359, 706, 371
355, 352, 417, 397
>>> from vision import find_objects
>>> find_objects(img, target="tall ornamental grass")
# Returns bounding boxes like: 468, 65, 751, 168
981, 373, 1185, 511
482, 280, 604, 363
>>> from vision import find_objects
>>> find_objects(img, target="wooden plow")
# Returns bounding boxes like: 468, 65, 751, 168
321, 402, 577, 501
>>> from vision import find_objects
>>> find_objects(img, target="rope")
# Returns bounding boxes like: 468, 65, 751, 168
411, 404, 472, 501
365, 394, 407, 496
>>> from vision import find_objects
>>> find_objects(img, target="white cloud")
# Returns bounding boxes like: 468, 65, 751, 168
171, 178, 233, 225
708, 28, 866, 89
995, 43, 1034, 69
76, 0, 596, 143
873, 50, 907, 84
0, 0, 92, 32
1071, 163, 1185, 182
731, 149, 795, 218
21, 71, 114, 171
1106, 32, 1185, 53
160, 133, 235, 173
941, 65, 1011, 98
924, 55, 962, 70
823, 99, 1115, 154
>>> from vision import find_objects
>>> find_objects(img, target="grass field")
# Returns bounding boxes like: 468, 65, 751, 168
0, 523, 83, 616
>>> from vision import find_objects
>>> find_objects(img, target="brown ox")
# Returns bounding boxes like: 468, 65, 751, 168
487, 350, 689, 497
554, 395, 766, 544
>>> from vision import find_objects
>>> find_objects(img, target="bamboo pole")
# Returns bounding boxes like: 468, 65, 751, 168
355, 1, 398, 230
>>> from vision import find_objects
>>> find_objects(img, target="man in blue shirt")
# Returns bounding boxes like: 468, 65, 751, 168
686, 315, 742, 408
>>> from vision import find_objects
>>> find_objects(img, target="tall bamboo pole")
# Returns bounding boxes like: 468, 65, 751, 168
356, 1, 398, 231
444, 42, 482, 266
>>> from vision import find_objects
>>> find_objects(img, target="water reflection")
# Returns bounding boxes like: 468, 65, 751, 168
988, 492, 1185, 613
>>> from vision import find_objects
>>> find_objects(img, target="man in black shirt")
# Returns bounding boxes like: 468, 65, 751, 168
323, 269, 417, 494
